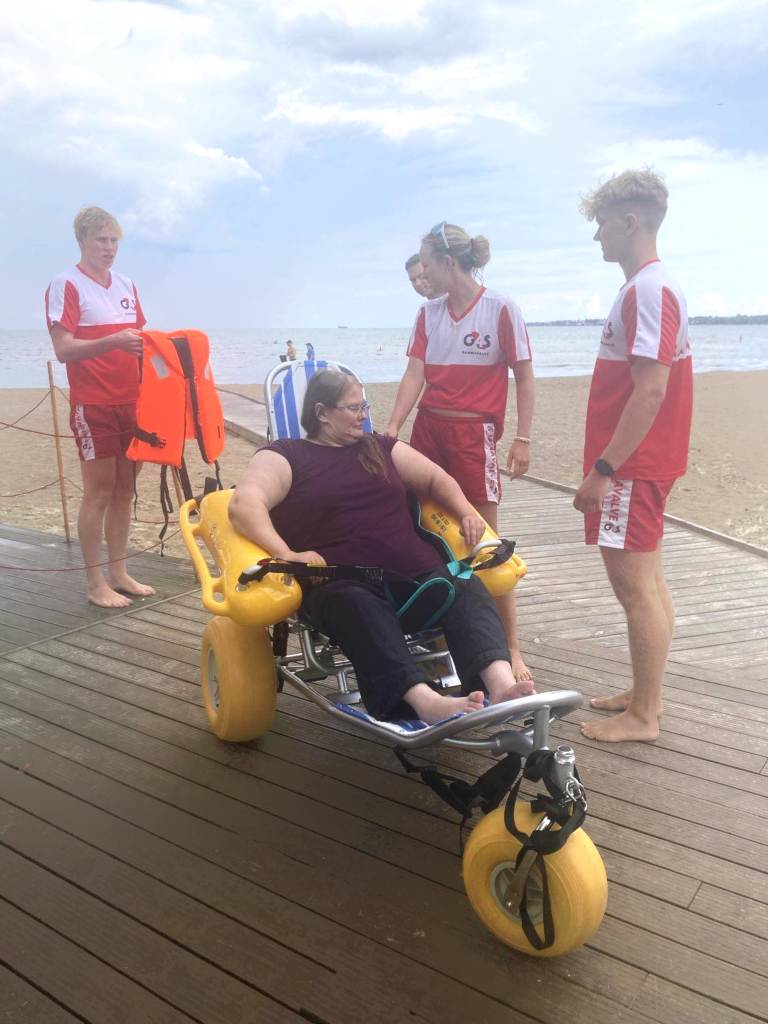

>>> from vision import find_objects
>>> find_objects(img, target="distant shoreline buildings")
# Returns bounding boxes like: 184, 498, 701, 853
529, 315, 768, 327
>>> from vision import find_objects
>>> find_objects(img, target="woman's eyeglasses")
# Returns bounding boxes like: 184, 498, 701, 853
430, 221, 450, 251
335, 401, 370, 416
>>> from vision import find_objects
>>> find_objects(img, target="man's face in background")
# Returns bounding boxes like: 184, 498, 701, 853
407, 260, 433, 299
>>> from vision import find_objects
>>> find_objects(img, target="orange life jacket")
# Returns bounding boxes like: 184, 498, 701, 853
127, 330, 224, 468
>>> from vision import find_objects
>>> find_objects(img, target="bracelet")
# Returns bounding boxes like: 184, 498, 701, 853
513, 435, 531, 444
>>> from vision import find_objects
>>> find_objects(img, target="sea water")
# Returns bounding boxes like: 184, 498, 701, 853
1, 324, 766, 390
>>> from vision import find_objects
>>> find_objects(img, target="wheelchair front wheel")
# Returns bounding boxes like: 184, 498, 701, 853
201, 618, 277, 741
462, 802, 607, 957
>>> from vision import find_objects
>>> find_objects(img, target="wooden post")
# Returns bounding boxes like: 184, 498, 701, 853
47, 361, 71, 543
171, 467, 185, 509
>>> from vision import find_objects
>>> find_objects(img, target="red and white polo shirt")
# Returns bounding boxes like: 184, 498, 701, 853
407, 287, 531, 439
45, 265, 146, 405
584, 260, 693, 480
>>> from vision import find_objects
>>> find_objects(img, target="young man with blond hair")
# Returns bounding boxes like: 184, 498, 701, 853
45, 206, 155, 608
574, 169, 693, 742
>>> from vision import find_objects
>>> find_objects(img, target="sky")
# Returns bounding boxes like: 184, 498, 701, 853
2, 0, 767, 329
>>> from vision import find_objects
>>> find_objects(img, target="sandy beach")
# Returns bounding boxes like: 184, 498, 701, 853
1, 370, 767, 569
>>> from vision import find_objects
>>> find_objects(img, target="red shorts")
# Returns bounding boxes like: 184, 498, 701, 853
410, 408, 501, 506
585, 477, 675, 552
70, 402, 136, 461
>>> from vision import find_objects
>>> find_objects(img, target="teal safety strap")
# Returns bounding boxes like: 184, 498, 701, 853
385, 576, 457, 632
445, 559, 474, 580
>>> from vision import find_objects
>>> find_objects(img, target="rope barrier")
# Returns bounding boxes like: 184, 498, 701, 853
0, 478, 63, 499
0, 391, 52, 431
0, 420, 129, 440
0, 528, 181, 573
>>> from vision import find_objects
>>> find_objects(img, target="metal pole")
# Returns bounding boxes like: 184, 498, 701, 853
47, 361, 71, 543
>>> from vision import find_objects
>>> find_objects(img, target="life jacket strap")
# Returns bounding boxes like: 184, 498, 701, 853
133, 426, 166, 448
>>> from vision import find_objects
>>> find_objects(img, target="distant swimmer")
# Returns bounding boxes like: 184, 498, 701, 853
386, 222, 535, 685
404, 253, 433, 299
45, 206, 156, 608
574, 168, 693, 744
286, 339, 297, 361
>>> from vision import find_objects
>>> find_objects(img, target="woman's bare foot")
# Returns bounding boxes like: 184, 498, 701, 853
580, 710, 659, 743
405, 683, 485, 725
488, 677, 536, 705
110, 574, 156, 597
590, 689, 662, 717
88, 581, 133, 608
510, 648, 533, 684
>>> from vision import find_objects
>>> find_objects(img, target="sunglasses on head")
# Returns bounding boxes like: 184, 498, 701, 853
430, 221, 451, 251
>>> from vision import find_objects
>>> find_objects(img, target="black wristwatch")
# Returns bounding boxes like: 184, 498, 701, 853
594, 458, 614, 477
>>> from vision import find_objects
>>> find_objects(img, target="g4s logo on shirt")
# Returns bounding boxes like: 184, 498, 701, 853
120, 297, 137, 311
463, 330, 492, 349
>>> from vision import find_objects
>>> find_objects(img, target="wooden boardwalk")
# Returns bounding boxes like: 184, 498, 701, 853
1, 489, 767, 1024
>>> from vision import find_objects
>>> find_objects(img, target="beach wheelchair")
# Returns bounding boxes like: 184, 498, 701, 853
179, 358, 608, 957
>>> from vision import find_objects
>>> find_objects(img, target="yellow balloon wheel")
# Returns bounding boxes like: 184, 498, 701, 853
200, 617, 277, 742
462, 802, 607, 957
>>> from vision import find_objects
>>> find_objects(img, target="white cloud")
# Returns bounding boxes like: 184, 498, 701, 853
1, 0, 767, 323
264, 0, 431, 27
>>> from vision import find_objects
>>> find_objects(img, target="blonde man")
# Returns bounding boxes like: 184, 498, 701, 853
574, 170, 693, 742
45, 206, 155, 608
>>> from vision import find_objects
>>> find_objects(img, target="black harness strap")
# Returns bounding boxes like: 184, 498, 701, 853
500, 753, 588, 951
171, 334, 211, 462
241, 560, 398, 588
395, 747, 522, 838
177, 458, 194, 502
470, 538, 517, 573
133, 425, 166, 448
159, 466, 173, 554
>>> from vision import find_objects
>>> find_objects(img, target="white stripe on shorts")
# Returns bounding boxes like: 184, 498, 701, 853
597, 477, 633, 548
482, 423, 500, 503
73, 403, 96, 461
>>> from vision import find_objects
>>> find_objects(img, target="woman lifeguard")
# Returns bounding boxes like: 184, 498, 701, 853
385, 222, 535, 682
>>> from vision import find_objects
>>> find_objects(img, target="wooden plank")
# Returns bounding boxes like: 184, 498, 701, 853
0, 963, 81, 1024
690, 884, 768, 941
606, 884, 768, 977
634, 974, 765, 1024
0, 897, 197, 1024
0, 844, 318, 1024
0, 757, 649, 1024
589, 916, 768, 1019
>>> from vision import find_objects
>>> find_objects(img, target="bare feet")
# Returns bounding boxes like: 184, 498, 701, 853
488, 677, 536, 704
88, 582, 133, 609
580, 710, 659, 743
590, 689, 662, 717
590, 689, 632, 711
406, 684, 485, 725
110, 574, 156, 598
510, 648, 534, 685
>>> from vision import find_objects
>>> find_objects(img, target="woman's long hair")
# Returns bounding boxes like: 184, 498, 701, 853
301, 369, 388, 477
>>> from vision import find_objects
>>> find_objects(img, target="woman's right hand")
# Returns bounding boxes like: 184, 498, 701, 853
277, 550, 326, 566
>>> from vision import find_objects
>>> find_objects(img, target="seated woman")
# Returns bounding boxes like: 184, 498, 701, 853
229, 369, 535, 725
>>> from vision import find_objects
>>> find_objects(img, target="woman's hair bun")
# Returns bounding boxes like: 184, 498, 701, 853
470, 235, 491, 268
